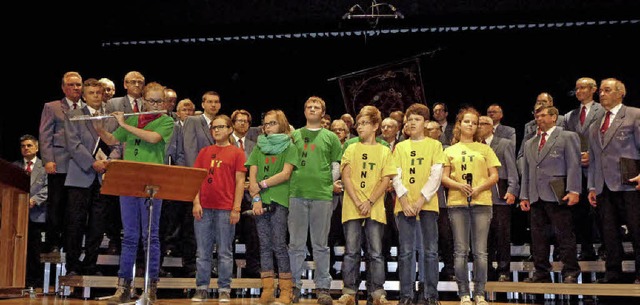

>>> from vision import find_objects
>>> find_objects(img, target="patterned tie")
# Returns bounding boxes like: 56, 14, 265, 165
238, 138, 244, 151
133, 99, 139, 113
579, 106, 586, 126
26, 161, 33, 174
538, 132, 547, 152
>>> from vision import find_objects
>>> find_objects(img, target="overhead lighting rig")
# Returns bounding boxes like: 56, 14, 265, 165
342, 1, 405, 20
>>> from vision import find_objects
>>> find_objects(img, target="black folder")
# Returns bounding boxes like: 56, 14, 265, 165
549, 177, 568, 205
496, 178, 508, 199
93, 137, 112, 160
620, 157, 640, 186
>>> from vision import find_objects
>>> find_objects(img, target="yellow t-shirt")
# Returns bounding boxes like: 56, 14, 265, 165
444, 142, 501, 207
340, 142, 396, 224
392, 138, 445, 214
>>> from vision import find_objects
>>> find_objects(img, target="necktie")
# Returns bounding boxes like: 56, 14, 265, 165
538, 132, 547, 152
579, 106, 586, 126
238, 139, 244, 151
73, 102, 78, 110
26, 161, 33, 174
133, 99, 139, 113
600, 111, 612, 135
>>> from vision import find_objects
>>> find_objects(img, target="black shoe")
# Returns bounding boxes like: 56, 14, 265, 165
66, 270, 80, 277
398, 297, 413, 305
50, 246, 60, 253
634, 277, 640, 284
578, 252, 597, 261
523, 275, 551, 283
497, 274, 511, 282
563, 275, 578, 283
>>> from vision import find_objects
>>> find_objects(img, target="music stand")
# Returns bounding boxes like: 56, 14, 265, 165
101, 160, 207, 305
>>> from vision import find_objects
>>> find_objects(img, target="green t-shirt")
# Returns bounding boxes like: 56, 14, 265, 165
245, 143, 300, 207
289, 127, 342, 201
113, 115, 175, 164
444, 142, 501, 207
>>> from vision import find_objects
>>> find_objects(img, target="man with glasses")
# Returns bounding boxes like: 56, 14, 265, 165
106, 71, 145, 114
432, 102, 453, 146
487, 104, 516, 148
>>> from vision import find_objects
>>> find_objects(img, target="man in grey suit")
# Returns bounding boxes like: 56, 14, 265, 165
63, 78, 121, 276
519, 105, 581, 283
183, 91, 222, 167
39, 71, 84, 253
433, 102, 453, 146
105, 71, 145, 114
487, 104, 516, 148
231, 109, 261, 278
478, 116, 519, 282
517, 92, 565, 176
14, 134, 48, 287
587, 78, 640, 284
562, 77, 606, 261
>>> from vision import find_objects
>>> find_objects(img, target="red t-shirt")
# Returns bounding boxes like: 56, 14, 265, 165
194, 144, 247, 210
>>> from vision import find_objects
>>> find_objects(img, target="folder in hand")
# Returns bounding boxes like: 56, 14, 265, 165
549, 177, 568, 205
620, 157, 640, 186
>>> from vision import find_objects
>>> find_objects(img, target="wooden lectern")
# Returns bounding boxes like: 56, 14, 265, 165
101, 160, 207, 305
0, 158, 30, 290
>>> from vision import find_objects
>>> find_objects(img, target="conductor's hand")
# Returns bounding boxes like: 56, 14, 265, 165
193, 203, 203, 221
520, 200, 530, 212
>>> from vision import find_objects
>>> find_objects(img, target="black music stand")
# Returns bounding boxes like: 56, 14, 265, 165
101, 160, 207, 305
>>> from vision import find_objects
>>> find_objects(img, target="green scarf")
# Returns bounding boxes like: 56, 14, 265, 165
257, 133, 291, 155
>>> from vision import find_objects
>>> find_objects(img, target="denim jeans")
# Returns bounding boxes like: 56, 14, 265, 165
288, 198, 333, 289
342, 218, 386, 298
448, 205, 492, 297
118, 196, 162, 280
256, 203, 291, 273
194, 209, 235, 289
418, 211, 439, 300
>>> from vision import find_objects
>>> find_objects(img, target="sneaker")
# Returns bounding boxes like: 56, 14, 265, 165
337, 294, 355, 305
425, 298, 440, 305
191, 289, 208, 302
459, 295, 472, 305
219, 291, 231, 303
316, 289, 333, 305
373, 295, 390, 305
474, 295, 488, 305
292, 287, 301, 303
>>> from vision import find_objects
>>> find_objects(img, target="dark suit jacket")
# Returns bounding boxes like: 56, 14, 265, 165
165, 122, 185, 166
13, 158, 48, 223
588, 105, 640, 194
489, 136, 519, 205
563, 102, 605, 177
494, 124, 516, 149
520, 126, 581, 203
183, 114, 215, 167
438, 122, 454, 146
39, 98, 83, 173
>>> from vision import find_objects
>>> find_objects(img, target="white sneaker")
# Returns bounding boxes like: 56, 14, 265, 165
460, 295, 472, 305
474, 295, 488, 305
219, 291, 231, 303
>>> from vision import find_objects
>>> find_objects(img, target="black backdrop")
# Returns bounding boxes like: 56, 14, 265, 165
3, 22, 639, 161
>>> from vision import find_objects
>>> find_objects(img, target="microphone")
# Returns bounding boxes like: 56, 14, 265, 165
466, 173, 473, 204
242, 204, 274, 216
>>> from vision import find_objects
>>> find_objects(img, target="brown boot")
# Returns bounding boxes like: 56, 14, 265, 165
147, 279, 159, 303
277, 273, 294, 305
107, 278, 132, 305
259, 271, 276, 305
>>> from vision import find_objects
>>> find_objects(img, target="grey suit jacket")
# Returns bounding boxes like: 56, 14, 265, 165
63, 107, 120, 188
563, 102, 605, 177
438, 122, 454, 146
489, 137, 520, 205
588, 105, 640, 194
517, 115, 565, 175
106, 96, 137, 114
39, 98, 83, 173
494, 124, 516, 149
165, 122, 185, 166
520, 126, 581, 203
183, 114, 215, 167
13, 158, 48, 223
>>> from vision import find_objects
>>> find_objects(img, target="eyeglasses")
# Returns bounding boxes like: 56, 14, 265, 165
234, 119, 249, 124
144, 98, 164, 105
126, 80, 144, 85
331, 128, 345, 132
263, 121, 278, 127
210, 125, 229, 131
479, 122, 493, 126
355, 121, 372, 127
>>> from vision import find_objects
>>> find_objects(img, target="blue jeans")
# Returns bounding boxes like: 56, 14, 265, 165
288, 198, 333, 289
118, 196, 162, 280
448, 205, 492, 297
418, 211, 439, 300
342, 219, 385, 299
194, 209, 235, 290
255, 204, 291, 273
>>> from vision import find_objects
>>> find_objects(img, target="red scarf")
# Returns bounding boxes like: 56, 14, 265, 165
137, 113, 162, 129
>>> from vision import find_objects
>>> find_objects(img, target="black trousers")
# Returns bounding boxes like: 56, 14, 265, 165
597, 186, 640, 278
26, 220, 46, 285
103, 194, 122, 251
571, 175, 597, 256
160, 200, 197, 275
45, 173, 68, 249
381, 191, 398, 260
65, 177, 108, 274
236, 190, 260, 276
437, 207, 455, 277
488, 204, 512, 276
530, 200, 580, 278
